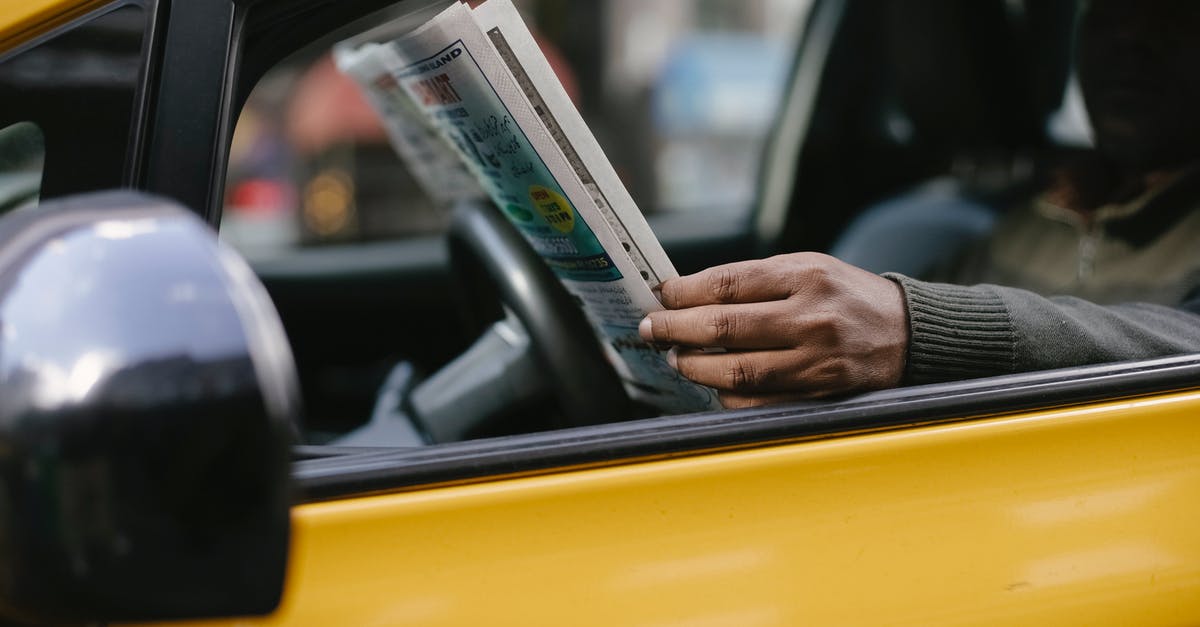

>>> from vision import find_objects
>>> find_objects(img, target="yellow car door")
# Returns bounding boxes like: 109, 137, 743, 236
166, 363, 1200, 625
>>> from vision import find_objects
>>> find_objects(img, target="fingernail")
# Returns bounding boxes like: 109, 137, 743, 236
638, 316, 653, 340
666, 346, 678, 369
651, 284, 663, 303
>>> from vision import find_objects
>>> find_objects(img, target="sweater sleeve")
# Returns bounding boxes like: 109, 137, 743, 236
884, 273, 1200, 385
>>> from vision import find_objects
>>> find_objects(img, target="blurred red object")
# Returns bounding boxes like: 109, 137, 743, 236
228, 178, 294, 215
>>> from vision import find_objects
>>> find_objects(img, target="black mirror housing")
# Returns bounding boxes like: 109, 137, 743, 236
0, 192, 298, 623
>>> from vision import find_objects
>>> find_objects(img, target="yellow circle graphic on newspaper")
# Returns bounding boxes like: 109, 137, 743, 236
529, 185, 576, 233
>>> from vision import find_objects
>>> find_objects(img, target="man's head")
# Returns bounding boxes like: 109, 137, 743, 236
1077, 0, 1200, 173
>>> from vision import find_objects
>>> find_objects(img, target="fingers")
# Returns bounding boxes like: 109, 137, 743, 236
642, 253, 910, 405
640, 300, 806, 349
670, 348, 856, 395
657, 255, 822, 308
718, 392, 814, 410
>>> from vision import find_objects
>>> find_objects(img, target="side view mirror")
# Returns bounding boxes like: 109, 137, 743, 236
0, 192, 298, 623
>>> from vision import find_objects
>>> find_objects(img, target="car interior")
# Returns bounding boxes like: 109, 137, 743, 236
207, 0, 1105, 453
216, 0, 1095, 454
19, 0, 1180, 466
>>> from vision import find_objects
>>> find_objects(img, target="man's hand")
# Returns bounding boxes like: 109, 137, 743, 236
638, 253, 909, 408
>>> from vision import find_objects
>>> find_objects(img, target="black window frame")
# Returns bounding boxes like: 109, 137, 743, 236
292, 356, 1200, 502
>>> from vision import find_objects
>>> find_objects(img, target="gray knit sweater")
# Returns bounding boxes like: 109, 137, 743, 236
885, 173, 1200, 385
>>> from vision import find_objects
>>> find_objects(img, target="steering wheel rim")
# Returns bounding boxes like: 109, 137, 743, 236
447, 201, 632, 429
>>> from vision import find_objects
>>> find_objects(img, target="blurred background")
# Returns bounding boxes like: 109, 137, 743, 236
220, 0, 813, 258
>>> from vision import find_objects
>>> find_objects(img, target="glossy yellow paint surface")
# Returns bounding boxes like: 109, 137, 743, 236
152, 391, 1200, 626
0, 0, 109, 52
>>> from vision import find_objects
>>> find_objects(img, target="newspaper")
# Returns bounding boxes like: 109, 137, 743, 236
336, 37, 484, 205
335, 0, 720, 414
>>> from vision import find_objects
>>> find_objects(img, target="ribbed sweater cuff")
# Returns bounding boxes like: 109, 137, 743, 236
883, 274, 1017, 385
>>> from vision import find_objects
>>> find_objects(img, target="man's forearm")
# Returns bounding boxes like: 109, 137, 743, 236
887, 274, 1200, 385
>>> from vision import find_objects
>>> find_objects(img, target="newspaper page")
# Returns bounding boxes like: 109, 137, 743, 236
336, 0, 720, 413
337, 42, 484, 205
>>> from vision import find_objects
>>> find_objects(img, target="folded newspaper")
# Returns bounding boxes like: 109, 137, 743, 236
335, 0, 720, 414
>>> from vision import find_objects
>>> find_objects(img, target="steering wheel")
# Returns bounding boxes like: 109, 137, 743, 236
397, 201, 631, 442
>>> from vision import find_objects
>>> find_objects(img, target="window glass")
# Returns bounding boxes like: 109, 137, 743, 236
0, 122, 44, 213
0, 4, 147, 200
222, 56, 447, 257
221, 0, 812, 258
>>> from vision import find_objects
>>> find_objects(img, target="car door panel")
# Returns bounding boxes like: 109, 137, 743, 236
147, 389, 1200, 626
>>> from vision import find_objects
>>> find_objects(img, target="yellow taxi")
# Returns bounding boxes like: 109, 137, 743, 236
0, 0, 1198, 625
